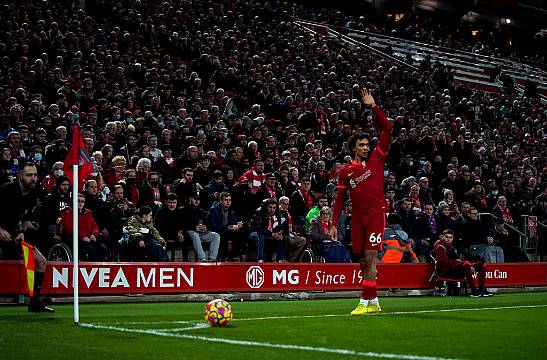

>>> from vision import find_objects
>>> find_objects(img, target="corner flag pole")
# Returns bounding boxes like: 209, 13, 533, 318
72, 125, 80, 324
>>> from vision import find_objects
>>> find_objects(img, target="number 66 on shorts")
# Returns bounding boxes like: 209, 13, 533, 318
351, 214, 385, 253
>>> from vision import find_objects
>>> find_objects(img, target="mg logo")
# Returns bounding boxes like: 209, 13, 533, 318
246, 266, 265, 289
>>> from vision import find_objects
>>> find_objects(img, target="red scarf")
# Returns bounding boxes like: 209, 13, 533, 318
265, 185, 276, 198
319, 219, 332, 236
267, 214, 278, 232
300, 190, 313, 209
499, 206, 513, 224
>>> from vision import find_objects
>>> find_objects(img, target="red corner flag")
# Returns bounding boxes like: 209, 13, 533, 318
21, 241, 35, 296
63, 125, 93, 188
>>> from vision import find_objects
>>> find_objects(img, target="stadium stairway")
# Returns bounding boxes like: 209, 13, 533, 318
295, 20, 547, 101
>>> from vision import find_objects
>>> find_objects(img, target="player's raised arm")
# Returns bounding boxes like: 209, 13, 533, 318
362, 89, 392, 156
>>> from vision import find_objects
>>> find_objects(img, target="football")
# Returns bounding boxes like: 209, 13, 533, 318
204, 299, 233, 327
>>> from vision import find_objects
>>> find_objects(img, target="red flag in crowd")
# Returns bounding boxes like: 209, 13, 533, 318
63, 125, 93, 188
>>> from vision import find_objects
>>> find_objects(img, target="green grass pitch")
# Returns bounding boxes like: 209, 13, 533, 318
1, 292, 546, 359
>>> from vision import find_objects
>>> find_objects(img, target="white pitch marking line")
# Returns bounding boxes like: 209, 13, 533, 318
80, 323, 458, 360
233, 304, 547, 322
154, 324, 210, 332
96, 304, 547, 326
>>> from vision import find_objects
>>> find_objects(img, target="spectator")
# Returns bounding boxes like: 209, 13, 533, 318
255, 173, 283, 208
61, 194, 107, 261
488, 219, 528, 263
304, 194, 330, 236
139, 171, 165, 211
181, 192, 220, 262
415, 203, 438, 261
249, 198, 286, 262
108, 185, 136, 258
201, 170, 230, 209
154, 193, 187, 260
40, 175, 71, 239
310, 206, 349, 263
242, 159, 266, 194
127, 206, 168, 262
441, 189, 459, 218
207, 192, 246, 261
290, 176, 314, 227
41, 161, 65, 194
436, 202, 458, 235
462, 207, 504, 263
172, 168, 200, 205
395, 197, 419, 240
278, 196, 307, 262
492, 196, 514, 225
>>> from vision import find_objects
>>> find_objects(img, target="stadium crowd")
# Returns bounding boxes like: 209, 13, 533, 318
0, 0, 545, 265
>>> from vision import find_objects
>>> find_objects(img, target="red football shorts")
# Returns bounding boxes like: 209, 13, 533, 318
351, 213, 385, 254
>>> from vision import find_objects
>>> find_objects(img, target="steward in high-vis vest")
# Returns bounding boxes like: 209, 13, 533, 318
378, 213, 418, 263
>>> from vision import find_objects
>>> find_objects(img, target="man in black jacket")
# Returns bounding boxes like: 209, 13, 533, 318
249, 198, 286, 262
0, 162, 53, 312
180, 192, 220, 262
154, 193, 187, 261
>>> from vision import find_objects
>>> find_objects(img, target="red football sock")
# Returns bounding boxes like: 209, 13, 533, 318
361, 280, 377, 300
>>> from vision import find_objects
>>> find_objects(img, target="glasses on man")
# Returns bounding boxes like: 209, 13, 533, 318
469, 212, 478, 215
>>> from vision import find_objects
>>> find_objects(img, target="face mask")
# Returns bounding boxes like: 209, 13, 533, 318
150, 180, 159, 186
53, 169, 64, 177
126, 117, 133, 124
126, 178, 136, 184
223, 132, 228, 139
492, 190, 498, 196
384, 170, 389, 177
409, 161, 414, 167
419, 160, 425, 166
34, 153, 42, 162
115, 114, 121, 120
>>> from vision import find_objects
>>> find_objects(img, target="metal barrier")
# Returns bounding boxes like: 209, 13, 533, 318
522, 215, 547, 257
478, 213, 529, 251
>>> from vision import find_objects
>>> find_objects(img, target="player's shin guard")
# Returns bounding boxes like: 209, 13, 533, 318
361, 280, 377, 300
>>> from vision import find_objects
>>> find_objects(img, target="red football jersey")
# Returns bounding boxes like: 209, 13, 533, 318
333, 106, 392, 224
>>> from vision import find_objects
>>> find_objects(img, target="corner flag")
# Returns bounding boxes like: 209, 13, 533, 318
21, 241, 35, 296
63, 125, 93, 189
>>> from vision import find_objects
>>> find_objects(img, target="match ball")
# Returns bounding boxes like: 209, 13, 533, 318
204, 299, 233, 327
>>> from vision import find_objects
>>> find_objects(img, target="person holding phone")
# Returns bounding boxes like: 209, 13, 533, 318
180, 191, 220, 262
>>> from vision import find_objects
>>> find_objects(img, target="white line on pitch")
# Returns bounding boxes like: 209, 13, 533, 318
233, 304, 547, 321
101, 304, 547, 326
80, 323, 458, 360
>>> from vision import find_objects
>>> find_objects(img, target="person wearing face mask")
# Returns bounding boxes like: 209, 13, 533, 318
152, 145, 177, 185
139, 172, 166, 212
29, 145, 49, 178
41, 161, 65, 193
121, 169, 140, 207
486, 184, 500, 209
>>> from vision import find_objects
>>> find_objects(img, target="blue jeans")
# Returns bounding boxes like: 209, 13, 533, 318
186, 230, 220, 261
250, 232, 287, 261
